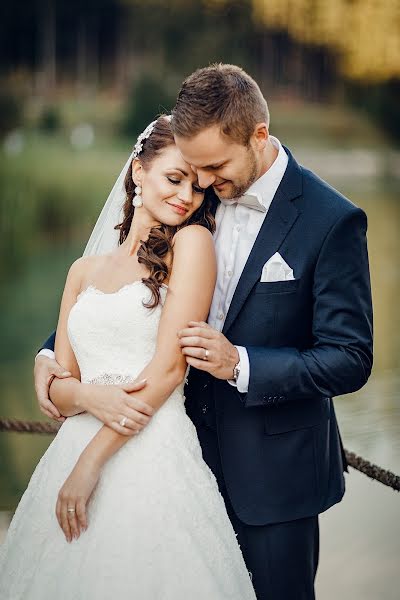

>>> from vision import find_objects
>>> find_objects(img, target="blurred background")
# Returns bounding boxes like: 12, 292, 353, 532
0, 1, 399, 597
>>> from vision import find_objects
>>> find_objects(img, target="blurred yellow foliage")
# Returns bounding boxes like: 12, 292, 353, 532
247, 0, 400, 82
120, 0, 400, 82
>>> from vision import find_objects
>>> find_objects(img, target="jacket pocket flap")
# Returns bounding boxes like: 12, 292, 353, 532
265, 397, 330, 434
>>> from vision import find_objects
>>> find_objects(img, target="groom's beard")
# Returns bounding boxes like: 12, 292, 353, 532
213, 148, 259, 200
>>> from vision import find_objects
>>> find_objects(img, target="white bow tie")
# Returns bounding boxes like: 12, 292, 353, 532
220, 193, 266, 213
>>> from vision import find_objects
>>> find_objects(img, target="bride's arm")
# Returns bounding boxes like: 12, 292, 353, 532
57, 225, 216, 541
77, 225, 217, 467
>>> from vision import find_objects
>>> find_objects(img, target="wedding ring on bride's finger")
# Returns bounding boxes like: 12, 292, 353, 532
203, 348, 209, 361
67, 507, 76, 514
119, 416, 128, 428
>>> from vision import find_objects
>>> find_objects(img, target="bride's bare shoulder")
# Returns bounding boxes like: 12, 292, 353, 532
64, 255, 104, 290
67, 254, 100, 275
172, 224, 214, 248
170, 225, 216, 282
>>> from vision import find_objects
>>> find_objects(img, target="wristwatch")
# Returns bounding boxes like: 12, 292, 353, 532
232, 358, 241, 383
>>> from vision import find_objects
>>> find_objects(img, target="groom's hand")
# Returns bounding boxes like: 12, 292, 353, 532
178, 321, 239, 380
34, 355, 71, 422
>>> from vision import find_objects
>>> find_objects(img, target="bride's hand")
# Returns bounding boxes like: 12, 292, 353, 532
82, 379, 154, 435
56, 457, 101, 542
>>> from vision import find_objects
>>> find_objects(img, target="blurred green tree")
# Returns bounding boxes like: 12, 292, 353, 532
38, 106, 62, 133
121, 73, 175, 136
0, 92, 23, 135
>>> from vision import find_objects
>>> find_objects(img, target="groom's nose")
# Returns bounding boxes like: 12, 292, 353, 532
194, 169, 217, 189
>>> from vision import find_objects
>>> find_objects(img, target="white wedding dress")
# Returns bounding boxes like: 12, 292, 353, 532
0, 281, 256, 600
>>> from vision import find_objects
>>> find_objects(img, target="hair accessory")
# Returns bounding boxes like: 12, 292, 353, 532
132, 120, 158, 159
132, 115, 172, 159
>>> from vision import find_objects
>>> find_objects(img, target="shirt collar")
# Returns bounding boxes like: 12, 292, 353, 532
243, 136, 288, 211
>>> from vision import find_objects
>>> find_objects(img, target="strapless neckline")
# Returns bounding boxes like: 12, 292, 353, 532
77, 280, 168, 302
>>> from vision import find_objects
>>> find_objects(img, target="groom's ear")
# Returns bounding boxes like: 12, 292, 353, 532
252, 123, 269, 151
131, 158, 143, 186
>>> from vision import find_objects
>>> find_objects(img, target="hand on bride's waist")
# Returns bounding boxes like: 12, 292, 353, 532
81, 379, 155, 436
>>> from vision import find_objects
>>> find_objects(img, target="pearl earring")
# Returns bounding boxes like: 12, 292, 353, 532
132, 185, 143, 208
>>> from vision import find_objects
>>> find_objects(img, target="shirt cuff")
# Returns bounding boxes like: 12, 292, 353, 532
36, 348, 55, 361
227, 346, 250, 394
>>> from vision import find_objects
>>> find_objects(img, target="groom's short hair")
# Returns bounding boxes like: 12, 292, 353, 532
172, 63, 269, 145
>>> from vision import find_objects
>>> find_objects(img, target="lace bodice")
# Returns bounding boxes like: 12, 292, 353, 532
67, 281, 169, 386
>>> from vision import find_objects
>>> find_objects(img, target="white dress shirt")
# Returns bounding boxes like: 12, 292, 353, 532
37, 136, 288, 395
208, 136, 288, 392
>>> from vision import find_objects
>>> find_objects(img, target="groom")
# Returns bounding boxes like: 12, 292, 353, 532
35, 64, 373, 599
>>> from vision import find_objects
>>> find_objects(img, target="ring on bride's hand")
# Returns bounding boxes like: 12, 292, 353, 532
203, 349, 209, 361
67, 507, 76, 514
120, 417, 128, 428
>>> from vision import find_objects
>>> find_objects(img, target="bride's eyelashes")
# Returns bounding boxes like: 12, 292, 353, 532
166, 176, 205, 195
166, 176, 181, 185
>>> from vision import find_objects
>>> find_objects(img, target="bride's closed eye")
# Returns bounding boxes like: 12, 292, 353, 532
167, 177, 205, 195
167, 176, 181, 185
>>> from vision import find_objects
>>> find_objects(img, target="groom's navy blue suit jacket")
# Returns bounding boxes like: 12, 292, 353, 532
184, 147, 373, 526
42, 148, 373, 527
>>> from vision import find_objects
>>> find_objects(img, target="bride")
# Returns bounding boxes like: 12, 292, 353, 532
0, 115, 256, 599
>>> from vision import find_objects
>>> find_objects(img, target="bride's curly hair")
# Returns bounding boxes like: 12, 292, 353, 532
115, 115, 217, 309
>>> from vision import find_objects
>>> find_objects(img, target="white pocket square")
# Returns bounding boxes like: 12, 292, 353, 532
260, 252, 295, 282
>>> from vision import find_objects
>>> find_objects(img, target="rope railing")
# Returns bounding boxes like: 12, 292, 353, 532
1, 417, 399, 492
0, 417, 60, 435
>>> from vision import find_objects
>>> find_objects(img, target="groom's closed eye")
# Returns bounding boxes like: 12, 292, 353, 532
204, 161, 229, 170
193, 184, 205, 194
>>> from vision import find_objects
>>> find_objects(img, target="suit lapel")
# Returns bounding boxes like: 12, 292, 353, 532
222, 148, 302, 335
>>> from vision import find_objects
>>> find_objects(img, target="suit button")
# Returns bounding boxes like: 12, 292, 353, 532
279, 395, 284, 400
202, 406, 208, 414
268, 396, 273, 401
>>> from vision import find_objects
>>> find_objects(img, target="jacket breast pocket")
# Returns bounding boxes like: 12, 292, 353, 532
254, 279, 299, 295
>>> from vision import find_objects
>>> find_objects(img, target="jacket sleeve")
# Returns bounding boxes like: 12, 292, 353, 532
243, 208, 373, 408
39, 331, 56, 353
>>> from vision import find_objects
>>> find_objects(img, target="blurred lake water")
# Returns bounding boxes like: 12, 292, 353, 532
0, 135, 399, 599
